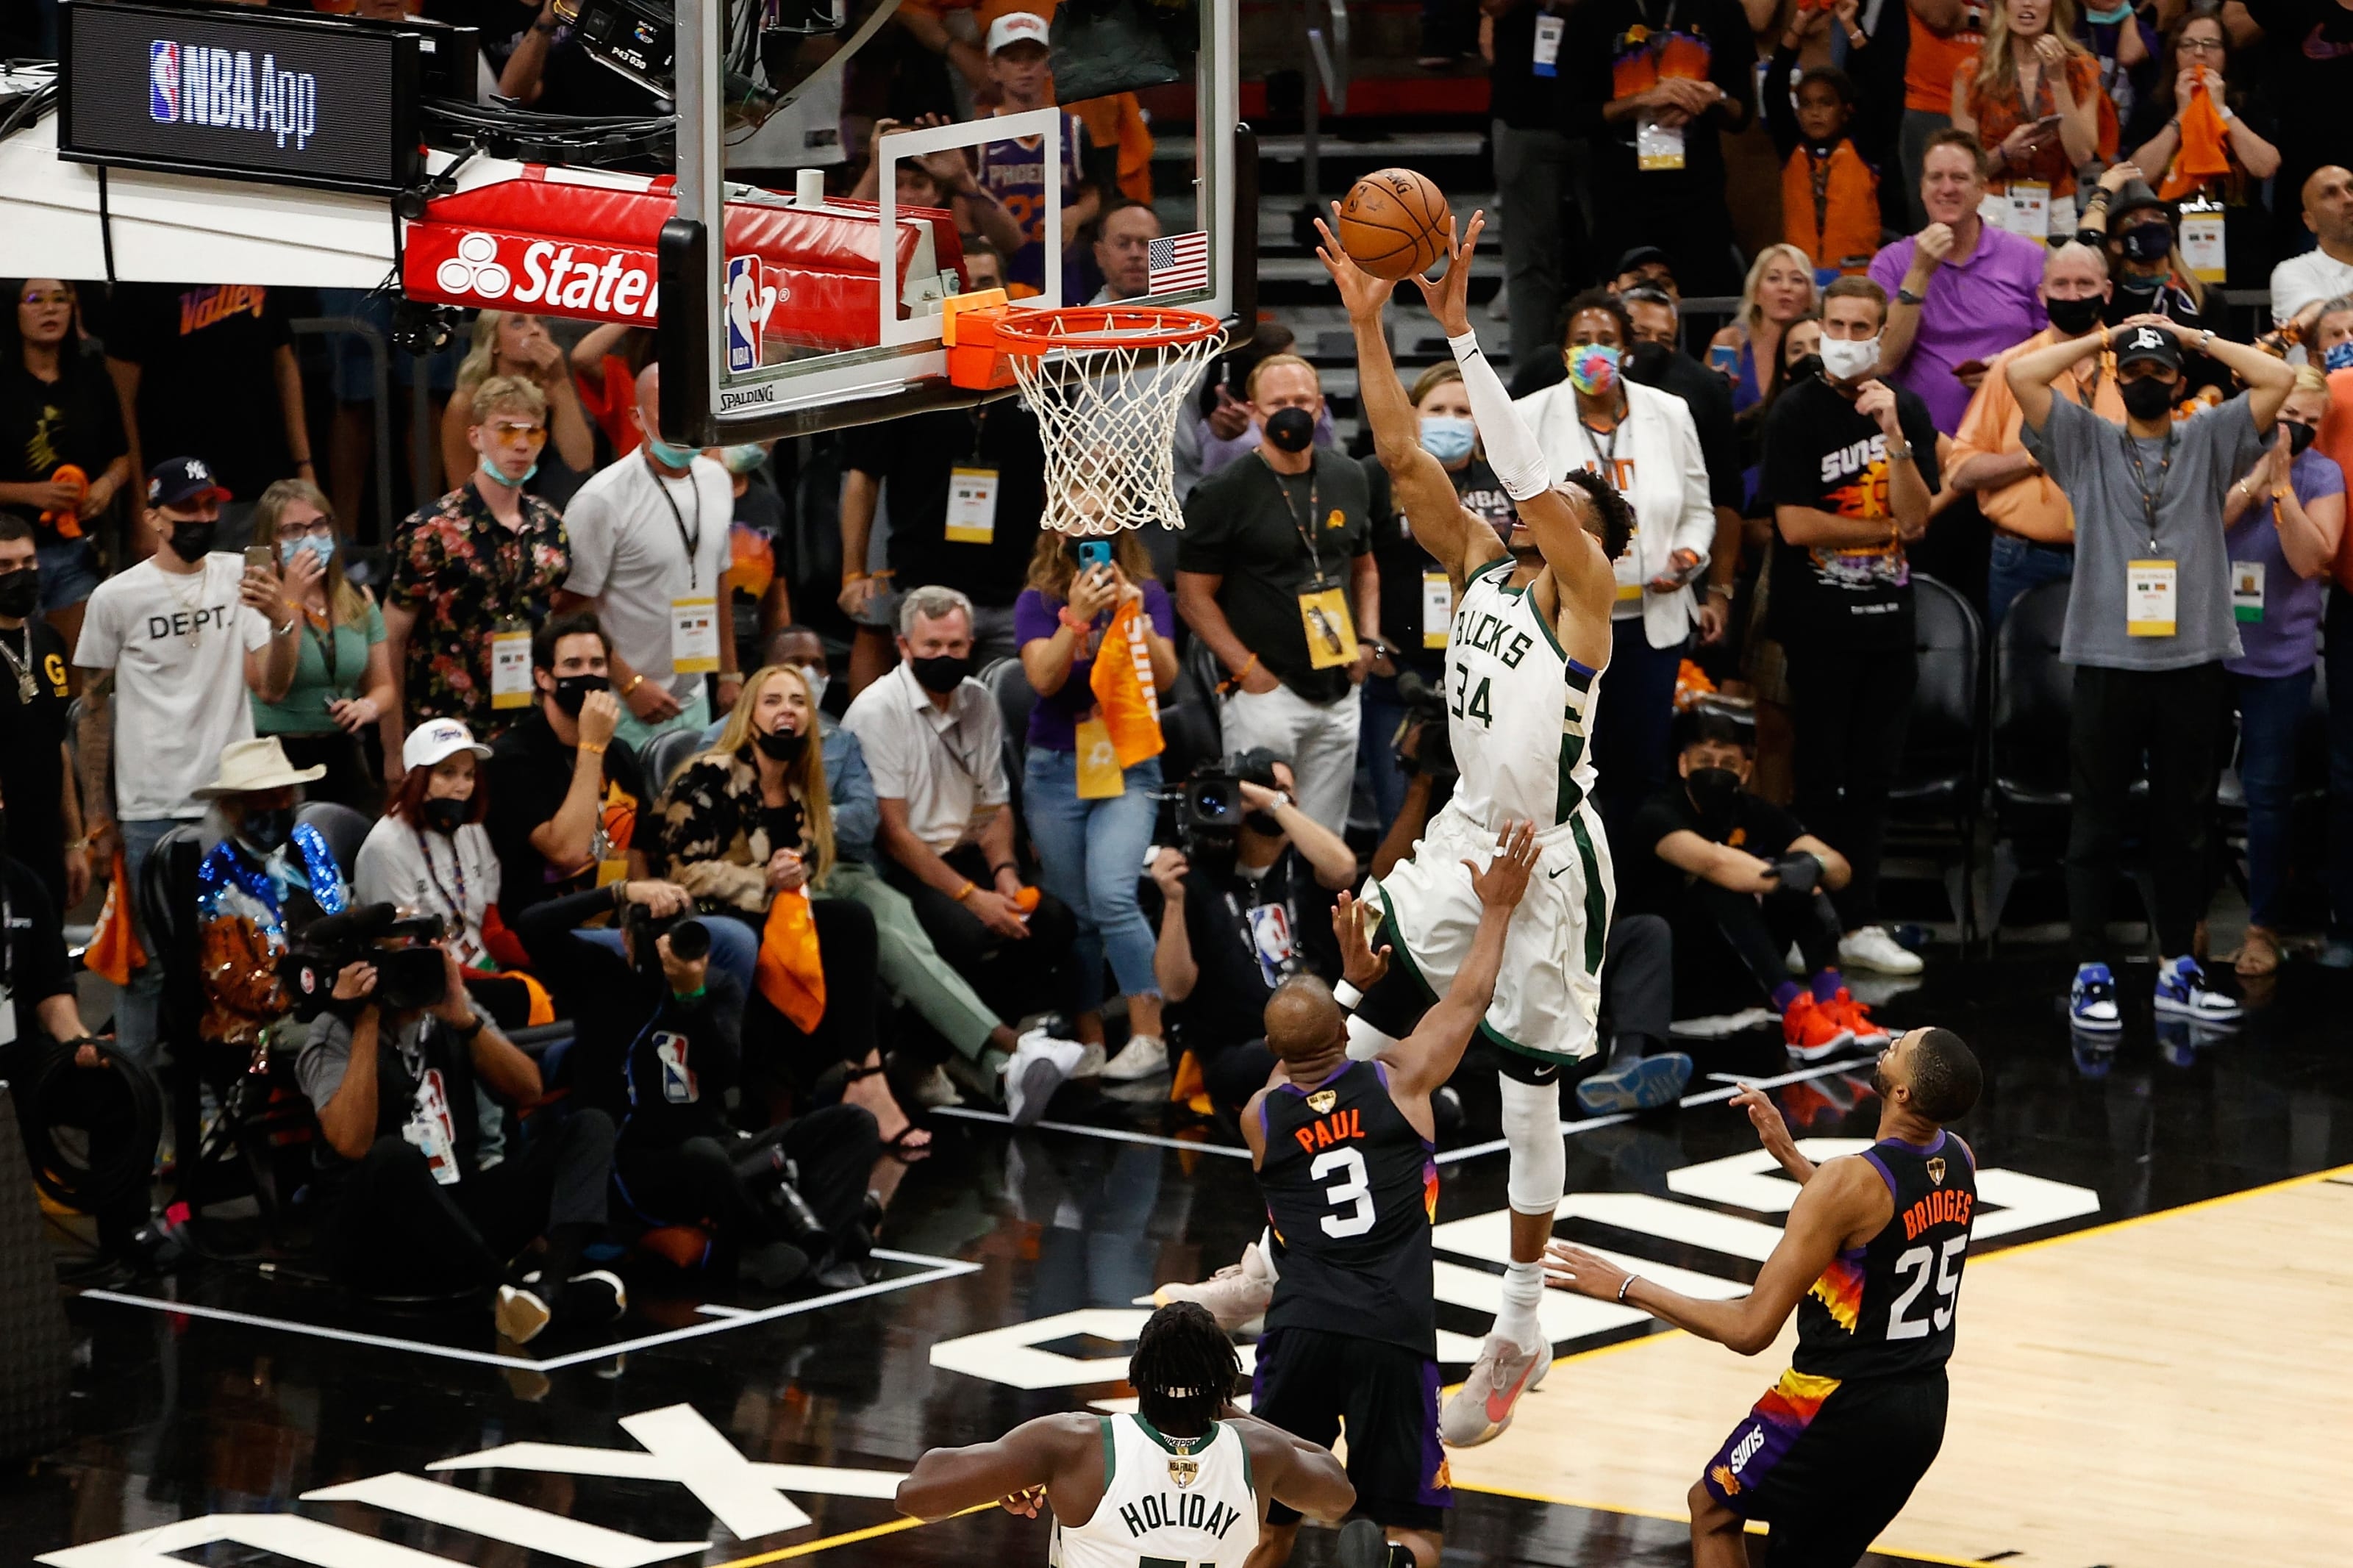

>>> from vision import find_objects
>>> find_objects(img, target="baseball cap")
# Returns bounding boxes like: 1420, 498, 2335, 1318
985, 10, 1051, 54
2113, 323, 2181, 373
403, 717, 494, 772
148, 456, 232, 509
1613, 246, 1674, 279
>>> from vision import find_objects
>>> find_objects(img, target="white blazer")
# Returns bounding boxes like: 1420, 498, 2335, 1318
1515, 378, 1718, 650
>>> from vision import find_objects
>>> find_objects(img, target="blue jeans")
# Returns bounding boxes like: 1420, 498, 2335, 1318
2235, 667, 2314, 929
115, 816, 185, 1067
581, 910, 759, 998
1022, 748, 1163, 1015
1356, 672, 1411, 837
1985, 535, 2075, 631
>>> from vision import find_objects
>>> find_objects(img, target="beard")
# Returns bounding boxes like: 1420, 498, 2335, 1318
1872, 1059, 1893, 1102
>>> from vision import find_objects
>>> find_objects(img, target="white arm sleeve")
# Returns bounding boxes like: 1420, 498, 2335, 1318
1449, 329, 1552, 501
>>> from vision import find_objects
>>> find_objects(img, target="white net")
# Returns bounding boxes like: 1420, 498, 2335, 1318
1002, 309, 1228, 536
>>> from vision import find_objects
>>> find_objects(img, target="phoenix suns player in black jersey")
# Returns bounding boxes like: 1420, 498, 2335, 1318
1243, 820, 1539, 1568
1546, 1026, 1982, 1567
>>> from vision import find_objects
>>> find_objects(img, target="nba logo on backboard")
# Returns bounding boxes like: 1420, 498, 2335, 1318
149, 41, 180, 123
726, 255, 764, 373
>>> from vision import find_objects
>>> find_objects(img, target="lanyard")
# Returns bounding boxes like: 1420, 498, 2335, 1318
969, 404, 991, 461
1258, 451, 1330, 587
2066, 351, 2108, 409
413, 823, 470, 934
306, 609, 340, 688
649, 459, 705, 591
2120, 422, 2177, 553
1580, 410, 1624, 490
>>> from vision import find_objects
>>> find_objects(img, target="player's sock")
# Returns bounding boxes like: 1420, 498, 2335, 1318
1771, 979, 1803, 1014
1607, 1031, 1652, 1066
1378, 1543, 1418, 1568
1495, 1259, 1545, 1352
1811, 968, 1844, 1003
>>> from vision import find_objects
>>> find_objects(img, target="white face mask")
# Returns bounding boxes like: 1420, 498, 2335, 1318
795, 664, 829, 713
1818, 334, 1882, 384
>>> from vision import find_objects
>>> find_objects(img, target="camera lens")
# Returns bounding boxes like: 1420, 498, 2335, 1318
668, 917, 712, 963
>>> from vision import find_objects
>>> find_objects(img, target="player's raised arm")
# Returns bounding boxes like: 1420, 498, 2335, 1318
1385, 821, 1539, 1102
895, 1413, 1091, 1521
1316, 212, 1501, 586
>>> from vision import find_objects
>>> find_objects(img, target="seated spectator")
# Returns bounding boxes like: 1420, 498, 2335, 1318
0, 277, 126, 656
515, 876, 885, 1288
2078, 170, 2222, 393
191, 738, 349, 1050
1949, 241, 2126, 626
1177, 355, 1377, 835
970, 12, 1101, 299
0, 516, 85, 912
1765, 7, 1882, 279
298, 930, 622, 1343
2221, 368, 2343, 976
1140, 749, 1357, 1115
355, 719, 504, 973
1609, 246, 1682, 297
440, 312, 596, 512
2127, 7, 2279, 290
1622, 710, 1885, 1055
849, 115, 1025, 265
653, 664, 920, 1154
840, 585, 1082, 1122
1950, 0, 2113, 239
2276, 293, 2353, 370
249, 481, 392, 809
1872, 130, 2049, 434
1090, 203, 1163, 304
2270, 166, 2353, 332
385, 375, 571, 762
1710, 246, 1820, 415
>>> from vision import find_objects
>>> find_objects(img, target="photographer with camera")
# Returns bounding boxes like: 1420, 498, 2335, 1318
1142, 749, 1357, 1115
294, 912, 622, 1344
515, 876, 885, 1289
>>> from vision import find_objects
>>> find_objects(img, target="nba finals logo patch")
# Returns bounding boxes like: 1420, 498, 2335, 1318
1307, 1090, 1338, 1114
1168, 1457, 1199, 1489
1927, 1157, 1947, 1186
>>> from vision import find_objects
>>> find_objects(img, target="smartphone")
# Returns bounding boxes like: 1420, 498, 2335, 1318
1077, 540, 1113, 573
1708, 343, 1739, 375
1665, 549, 1711, 588
243, 545, 277, 576
2032, 112, 2063, 132
1952, 357, 1988, 381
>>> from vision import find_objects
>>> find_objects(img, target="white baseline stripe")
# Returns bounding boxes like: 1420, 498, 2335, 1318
932, 1105, 1253, 1157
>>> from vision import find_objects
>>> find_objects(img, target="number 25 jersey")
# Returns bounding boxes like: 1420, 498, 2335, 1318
1257, 1060, 1437, 1356
1794, 1130, 1978, 1380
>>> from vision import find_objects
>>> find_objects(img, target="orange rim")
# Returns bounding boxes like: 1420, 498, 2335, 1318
990, 305, 1224, 356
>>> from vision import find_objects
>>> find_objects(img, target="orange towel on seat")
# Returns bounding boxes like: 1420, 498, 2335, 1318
86, 854, 145, 987
2160, 82, 2233, 198
1088, 596, 1165, 767
755, 888, 827, 1033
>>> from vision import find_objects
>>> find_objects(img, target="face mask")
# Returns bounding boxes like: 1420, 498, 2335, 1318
165, 520, 216, 562
1684, 765, 1744, 838
1624, 340, 1674, 379
1264, 406, 1315, 454
420, 795, 470, 835
551, 672, 610, 716
1787, 352, 1824, 385
1818, 334, 1882, 384
279, 534, 334, 570
2120, 374, 2178, 420
2326, 342, 2353, 373
721, 443, 768, 476
0, 569, 40, 620
755, 726, 809, 764
2119, 224, 2174, 264
643, 434, 701, 469
2082, 0, 2132, 21
2285, 419, 2319, 457
1419, 415, 1477, 463
239, 805, 295, 853
477, 457, 539, 489
2045, 295, 2105, 337
794, 663, 830, 712
1565, 343, 1622, 396
910, 653, 972, 694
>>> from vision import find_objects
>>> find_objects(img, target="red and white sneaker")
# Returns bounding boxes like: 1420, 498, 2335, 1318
1782, 992, 1856, 1062
1440, 1332, 1547, 1447
1152, 1242, 1274, 1332
1821, 988, 1890, 1049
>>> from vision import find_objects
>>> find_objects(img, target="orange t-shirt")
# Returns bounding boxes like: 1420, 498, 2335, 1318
1905, 4, 1985, 114
1951, 329, 2129, 543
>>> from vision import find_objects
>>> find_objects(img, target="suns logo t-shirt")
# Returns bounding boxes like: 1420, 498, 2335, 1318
1758, 376, 1942, 651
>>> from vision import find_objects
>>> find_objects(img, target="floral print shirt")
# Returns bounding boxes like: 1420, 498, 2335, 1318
388, 482, 570, 738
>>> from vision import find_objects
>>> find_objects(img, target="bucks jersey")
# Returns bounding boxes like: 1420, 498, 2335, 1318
1443, 554, 1602, 828
1794, 1131, 1978, 1380
1052, 1415, 1257, 1568
1257, 1061, 1438, 1356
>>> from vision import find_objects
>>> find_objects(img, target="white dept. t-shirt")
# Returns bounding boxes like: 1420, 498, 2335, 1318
559, 451, 735, 699
73, 553, 270, 820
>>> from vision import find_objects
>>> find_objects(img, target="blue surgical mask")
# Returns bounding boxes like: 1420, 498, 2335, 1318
2082, 0, 2133, 22
721, 443, 768, 476
478, 457, 539, 489
1420, 415, 1477, 463
279, 534, 334, 569
644, 435, 701, 469
2327, 341, 2353, 374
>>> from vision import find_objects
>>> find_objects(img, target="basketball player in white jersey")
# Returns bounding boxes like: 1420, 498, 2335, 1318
1318, 210, 1633, 1448
896, 1300, 1368, 1568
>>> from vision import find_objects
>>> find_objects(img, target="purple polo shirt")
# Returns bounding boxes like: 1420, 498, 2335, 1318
1868, 226, 2049, 434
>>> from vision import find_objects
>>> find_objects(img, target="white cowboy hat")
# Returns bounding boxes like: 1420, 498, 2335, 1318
192, 737, 327, 799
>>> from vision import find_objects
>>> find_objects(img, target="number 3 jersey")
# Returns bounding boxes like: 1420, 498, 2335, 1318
1794, 1130, 1979, 1381
1257, 1061, 1437, 1356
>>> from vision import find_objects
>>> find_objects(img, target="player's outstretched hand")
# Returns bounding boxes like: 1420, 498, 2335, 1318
1731, 1083, 1796, 1159
1408, 210, 1488, 340
1543, 1239, 1632, 1303
1313, 210, 1396, 323
999, 1484, 1047, 1518
1468, 820, 1538, 910
1332, 889, 1392, 990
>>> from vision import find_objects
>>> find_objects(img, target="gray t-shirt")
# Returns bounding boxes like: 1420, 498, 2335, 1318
296, 1007, 429, 1110
2020, 392, 2263, 671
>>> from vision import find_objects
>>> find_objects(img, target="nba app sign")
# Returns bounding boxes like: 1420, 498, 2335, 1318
148, 40, 318, 149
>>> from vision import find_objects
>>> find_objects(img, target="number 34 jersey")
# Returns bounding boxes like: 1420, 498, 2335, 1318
1443, 554, 1602, 830
1794, 1130, 1979, 1381
1257, 1061, 1437, 1356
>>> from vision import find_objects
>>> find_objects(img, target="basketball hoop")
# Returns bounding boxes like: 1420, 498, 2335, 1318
990, 305, 1228, 536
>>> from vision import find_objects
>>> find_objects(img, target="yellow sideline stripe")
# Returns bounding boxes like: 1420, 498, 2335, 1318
706, 1503, 996, 1568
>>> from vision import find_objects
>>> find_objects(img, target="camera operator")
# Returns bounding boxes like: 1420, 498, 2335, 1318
515, 877, 885, 1289
296, 923, 621, 1345
1141, 750, 1356, 1114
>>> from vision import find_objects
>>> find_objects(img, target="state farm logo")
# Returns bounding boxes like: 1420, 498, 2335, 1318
435, 232, 512, 300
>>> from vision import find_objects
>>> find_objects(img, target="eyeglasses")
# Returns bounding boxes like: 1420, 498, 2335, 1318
2177, 36, 2225, 54
274, 517, 335, 541
486, 423, 549, 447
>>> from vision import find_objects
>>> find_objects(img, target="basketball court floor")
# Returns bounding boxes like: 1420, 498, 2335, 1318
7, 951, 2349, 1568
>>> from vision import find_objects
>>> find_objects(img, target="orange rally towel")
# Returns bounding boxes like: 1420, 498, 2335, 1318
755, 888, 827, 1034
85, 853, 145, 987
1089, 596, 1165, 767
2160, 82, 2233, 198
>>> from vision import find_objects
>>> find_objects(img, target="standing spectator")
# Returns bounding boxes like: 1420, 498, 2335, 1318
103, 283, 314, 548
439, 312, 596, 512
1090, 204, 1163, 304
1015, 529, 1179, 1081
2269, 166, 2353, 330
2218, 368, 2342, 977
1708, 247, 1820, 416
1764, 9, 1882, 281
0, 516, 82, 912
1871, 129, 2050, 433
2077, 171, 2219, 354
75, 457, 304, 1062
968, 12, 1100, 299
1488, 0, 1594, 380
1620, 285, 1745, 641
1517, 290, 1715, 829
2241, 0, 2353, 263
1762, 277, 1941, 975
553, 365, 739, 751
1950, 0, 2114, 240
249, 481, 393, 809
2009, 316, 2295, 1028
849, 115, 1026, 266
497, 0, 665, 114
1949, 240, 2127, 626
1898, 0, 1989, 225
2127, 7, 2279, 292
385, 376, 571, 763
1571, 0, 1757, 298
0, 279, 126, 658
1176, 356, 1377, 836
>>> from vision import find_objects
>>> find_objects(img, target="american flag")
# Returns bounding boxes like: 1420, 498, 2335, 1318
1147, 231, 1211, 294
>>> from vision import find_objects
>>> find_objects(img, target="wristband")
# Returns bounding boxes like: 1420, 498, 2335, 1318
992, 861, 1019, 877
449, 1013, 486, 1043
953, 879, 976, 902
843, 570, 868, 584
579, 741, 607, 756
624, 673, 646, 695
1334, 980, 1365, 1009
1058, 606, 1091, 634
1616, 1272, 1640, 1303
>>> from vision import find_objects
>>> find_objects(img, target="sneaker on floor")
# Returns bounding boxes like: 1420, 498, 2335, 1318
495, 1284, 553, 1344
904, 1062, 963, 1109
1068, 1041, 1108, 1080
558, 1269, 628, 1326
2070, 963, 2123, 1034
1099, 1032, 1169, 1082
2153, 956, 2240, 1025
1821, 989, 1890, 1049
1152, 1241, 1274, 1332
1440, 1331, 1547, 1447
1337, 1518, 1393, 1568
1782, 992, 1854, 1062
1838, 925, 1924, 975
1574, 1053, 1693, 1115
1004, 1031, 1084, 1126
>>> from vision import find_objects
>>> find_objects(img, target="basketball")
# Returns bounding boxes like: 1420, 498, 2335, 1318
1337, 168, 1451, 281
